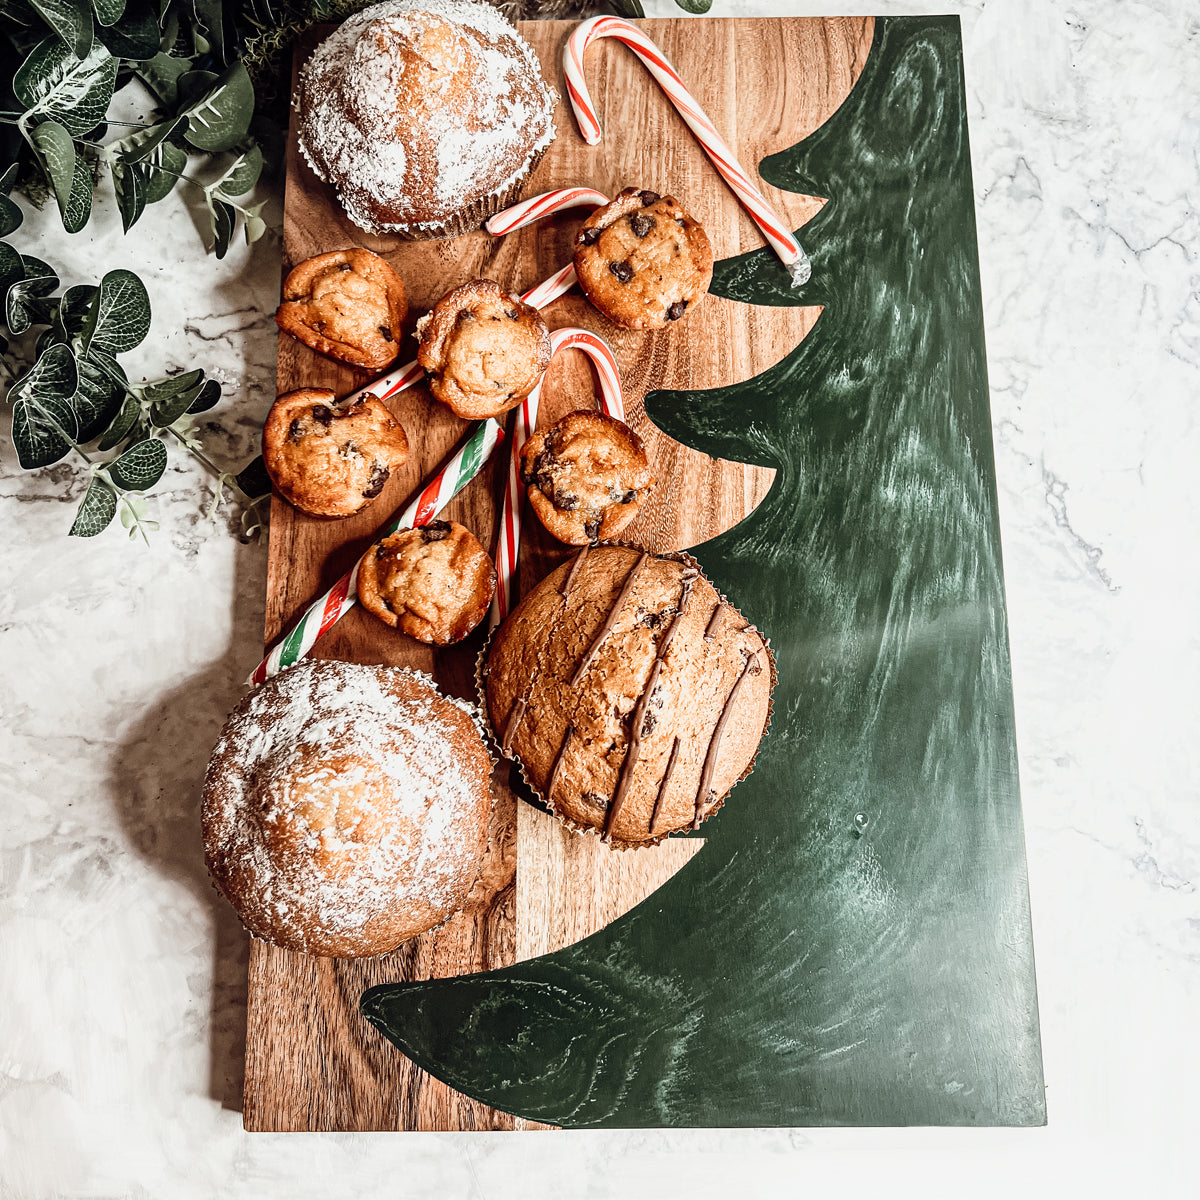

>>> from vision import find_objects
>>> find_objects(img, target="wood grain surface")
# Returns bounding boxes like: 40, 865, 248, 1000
243, 15, 872, 1133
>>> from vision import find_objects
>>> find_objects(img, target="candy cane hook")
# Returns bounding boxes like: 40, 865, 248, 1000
564, 16, 812, 286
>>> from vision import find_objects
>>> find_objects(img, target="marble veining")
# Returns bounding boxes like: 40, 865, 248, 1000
1, 0, 1197, 1193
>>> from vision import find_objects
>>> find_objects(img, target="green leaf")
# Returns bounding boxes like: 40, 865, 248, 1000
89, 0, 124, 27
74, 349, 125, 439
0, 192, 22, 237
210, 195, 234, 258
14, 38, 118, 138
244, 213, 266, 244
110, 158, 146, 231
188, 0, 229, 62
135, 51, 191, 106
108, 436, 166, 490
95, 0, 156, 57
69, 473, 117, 536
27, 0, 92, 58
144, 367, 202, 402
672, 0, 707, 10
0, 241, 24, 308
28, 118, 75, 214
143, 140, 185, 204
181, 63, 253, 152
106, 114, 183, 164
149, 378, 200, 426
86, 268, 150, 355
52, 281, 97, 339
60, 148, 92, 232
6, 257, 59, 334
186, 377, 220, 413
97, 390, 140, 450
9, 342, 79, 467
211, 142, 261, 198
234, 453, 271, 499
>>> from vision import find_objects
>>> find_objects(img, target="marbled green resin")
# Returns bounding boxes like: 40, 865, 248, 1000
361, 16, 1046, 1127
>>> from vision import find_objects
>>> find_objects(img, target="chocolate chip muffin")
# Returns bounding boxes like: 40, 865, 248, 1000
357, 520, 496, 644
275, 248, 408, 371
202, 659, 494, 958
482, 545, 773, 846
416, 279, 551, 419
519, 410, 654, 545
262, 387, 409, 518
573, 188, 714, 331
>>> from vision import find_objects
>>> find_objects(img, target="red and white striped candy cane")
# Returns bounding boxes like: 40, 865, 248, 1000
339, 262, 584, 409
248, 418, 504, 686
564, 15, 812, 286
485, 187, 610, 236
490, 326, 625, 629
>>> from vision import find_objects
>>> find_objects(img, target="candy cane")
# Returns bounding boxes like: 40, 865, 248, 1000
490, 326, 625, 628
485, 187, 610, 236
564, 15, 812, 287
340, 262, 584, 409
248, 419, 504, 685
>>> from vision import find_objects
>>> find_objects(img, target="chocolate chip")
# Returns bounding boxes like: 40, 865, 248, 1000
629, 213, 656, 238
422, 520, 451, 541
609, 261, 634, 284
639, 190, 660, 207
608, 483, 637, 504
378, 325, 393, 341
337, 263, 353, 271
553, 490, 578, 512
581, 791, 609, 811
666, 299, 688, 321
310, 404, 333, 425
287, 419, 304, 442
583, 517, 601, 542
580, 227, 601, 245
361, 464, 389, 498
505, 308, 519, 319
640, 709, 658, 737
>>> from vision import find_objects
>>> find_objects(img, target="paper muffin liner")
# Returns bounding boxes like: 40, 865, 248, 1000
475, 541, 777, 851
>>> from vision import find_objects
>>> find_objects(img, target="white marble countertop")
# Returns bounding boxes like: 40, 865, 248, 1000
2, 0, 1197, 1194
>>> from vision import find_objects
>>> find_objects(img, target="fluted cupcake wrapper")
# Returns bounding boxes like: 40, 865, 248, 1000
474, 540, 777, 851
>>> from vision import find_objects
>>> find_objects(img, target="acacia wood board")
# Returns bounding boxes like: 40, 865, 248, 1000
243, 15, 873, 1133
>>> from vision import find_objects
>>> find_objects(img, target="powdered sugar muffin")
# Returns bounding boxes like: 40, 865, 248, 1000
202, 660, 494, 957
296, 0, 558, 238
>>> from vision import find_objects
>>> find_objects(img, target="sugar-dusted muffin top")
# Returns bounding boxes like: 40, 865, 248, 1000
202, 660, 494, 957
296, 0, 558, 236
261, 388, 409, 518
483, 545, 773, 846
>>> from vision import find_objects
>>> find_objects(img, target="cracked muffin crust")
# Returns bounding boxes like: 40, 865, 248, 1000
482, 545, 773, 846
356, 519, 496, 644
275, 248, 408, 371
573, 188, 713, 330
262, 387, 409, 518
416, 279, 551, 419
519, 410, 654, 545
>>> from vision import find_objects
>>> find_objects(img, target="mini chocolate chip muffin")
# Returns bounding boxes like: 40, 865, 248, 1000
262, 387, 409, 518
573, 188, 714, 331
416, 279, 551, 419
275, 249, 408, 371
482, 545, 773, 847
357, 520, 496, 644
519, 410, 654, 545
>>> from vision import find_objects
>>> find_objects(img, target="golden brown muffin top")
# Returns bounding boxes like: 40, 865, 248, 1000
202, 660, 494, 957
483, 545, 773, 846
520, 410, 655, 546
261, 387, 409, 519
357, 520, 497, 644
275, 248, 408, 372
417, 279, 551, 419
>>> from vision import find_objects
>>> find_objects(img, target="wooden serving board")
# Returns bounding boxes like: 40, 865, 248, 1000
244, 15, 874, 1132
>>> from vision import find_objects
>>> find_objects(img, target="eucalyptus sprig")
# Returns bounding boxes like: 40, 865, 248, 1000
1, 178, 269, 538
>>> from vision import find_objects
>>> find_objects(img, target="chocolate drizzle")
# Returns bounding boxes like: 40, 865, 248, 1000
704, 602, 726, 641
603, 566, 700, 841
693, 650, 757, 829
545, 723, 574, 799
501, 697, 527, 752
569, 551, 649, 688
561, 545, 589, 597
649, 737, 681, 836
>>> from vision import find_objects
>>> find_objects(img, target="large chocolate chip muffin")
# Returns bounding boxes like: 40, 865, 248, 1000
481, 545, 773, 847
296, 0, 558, 239
202, 660, 494, 958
